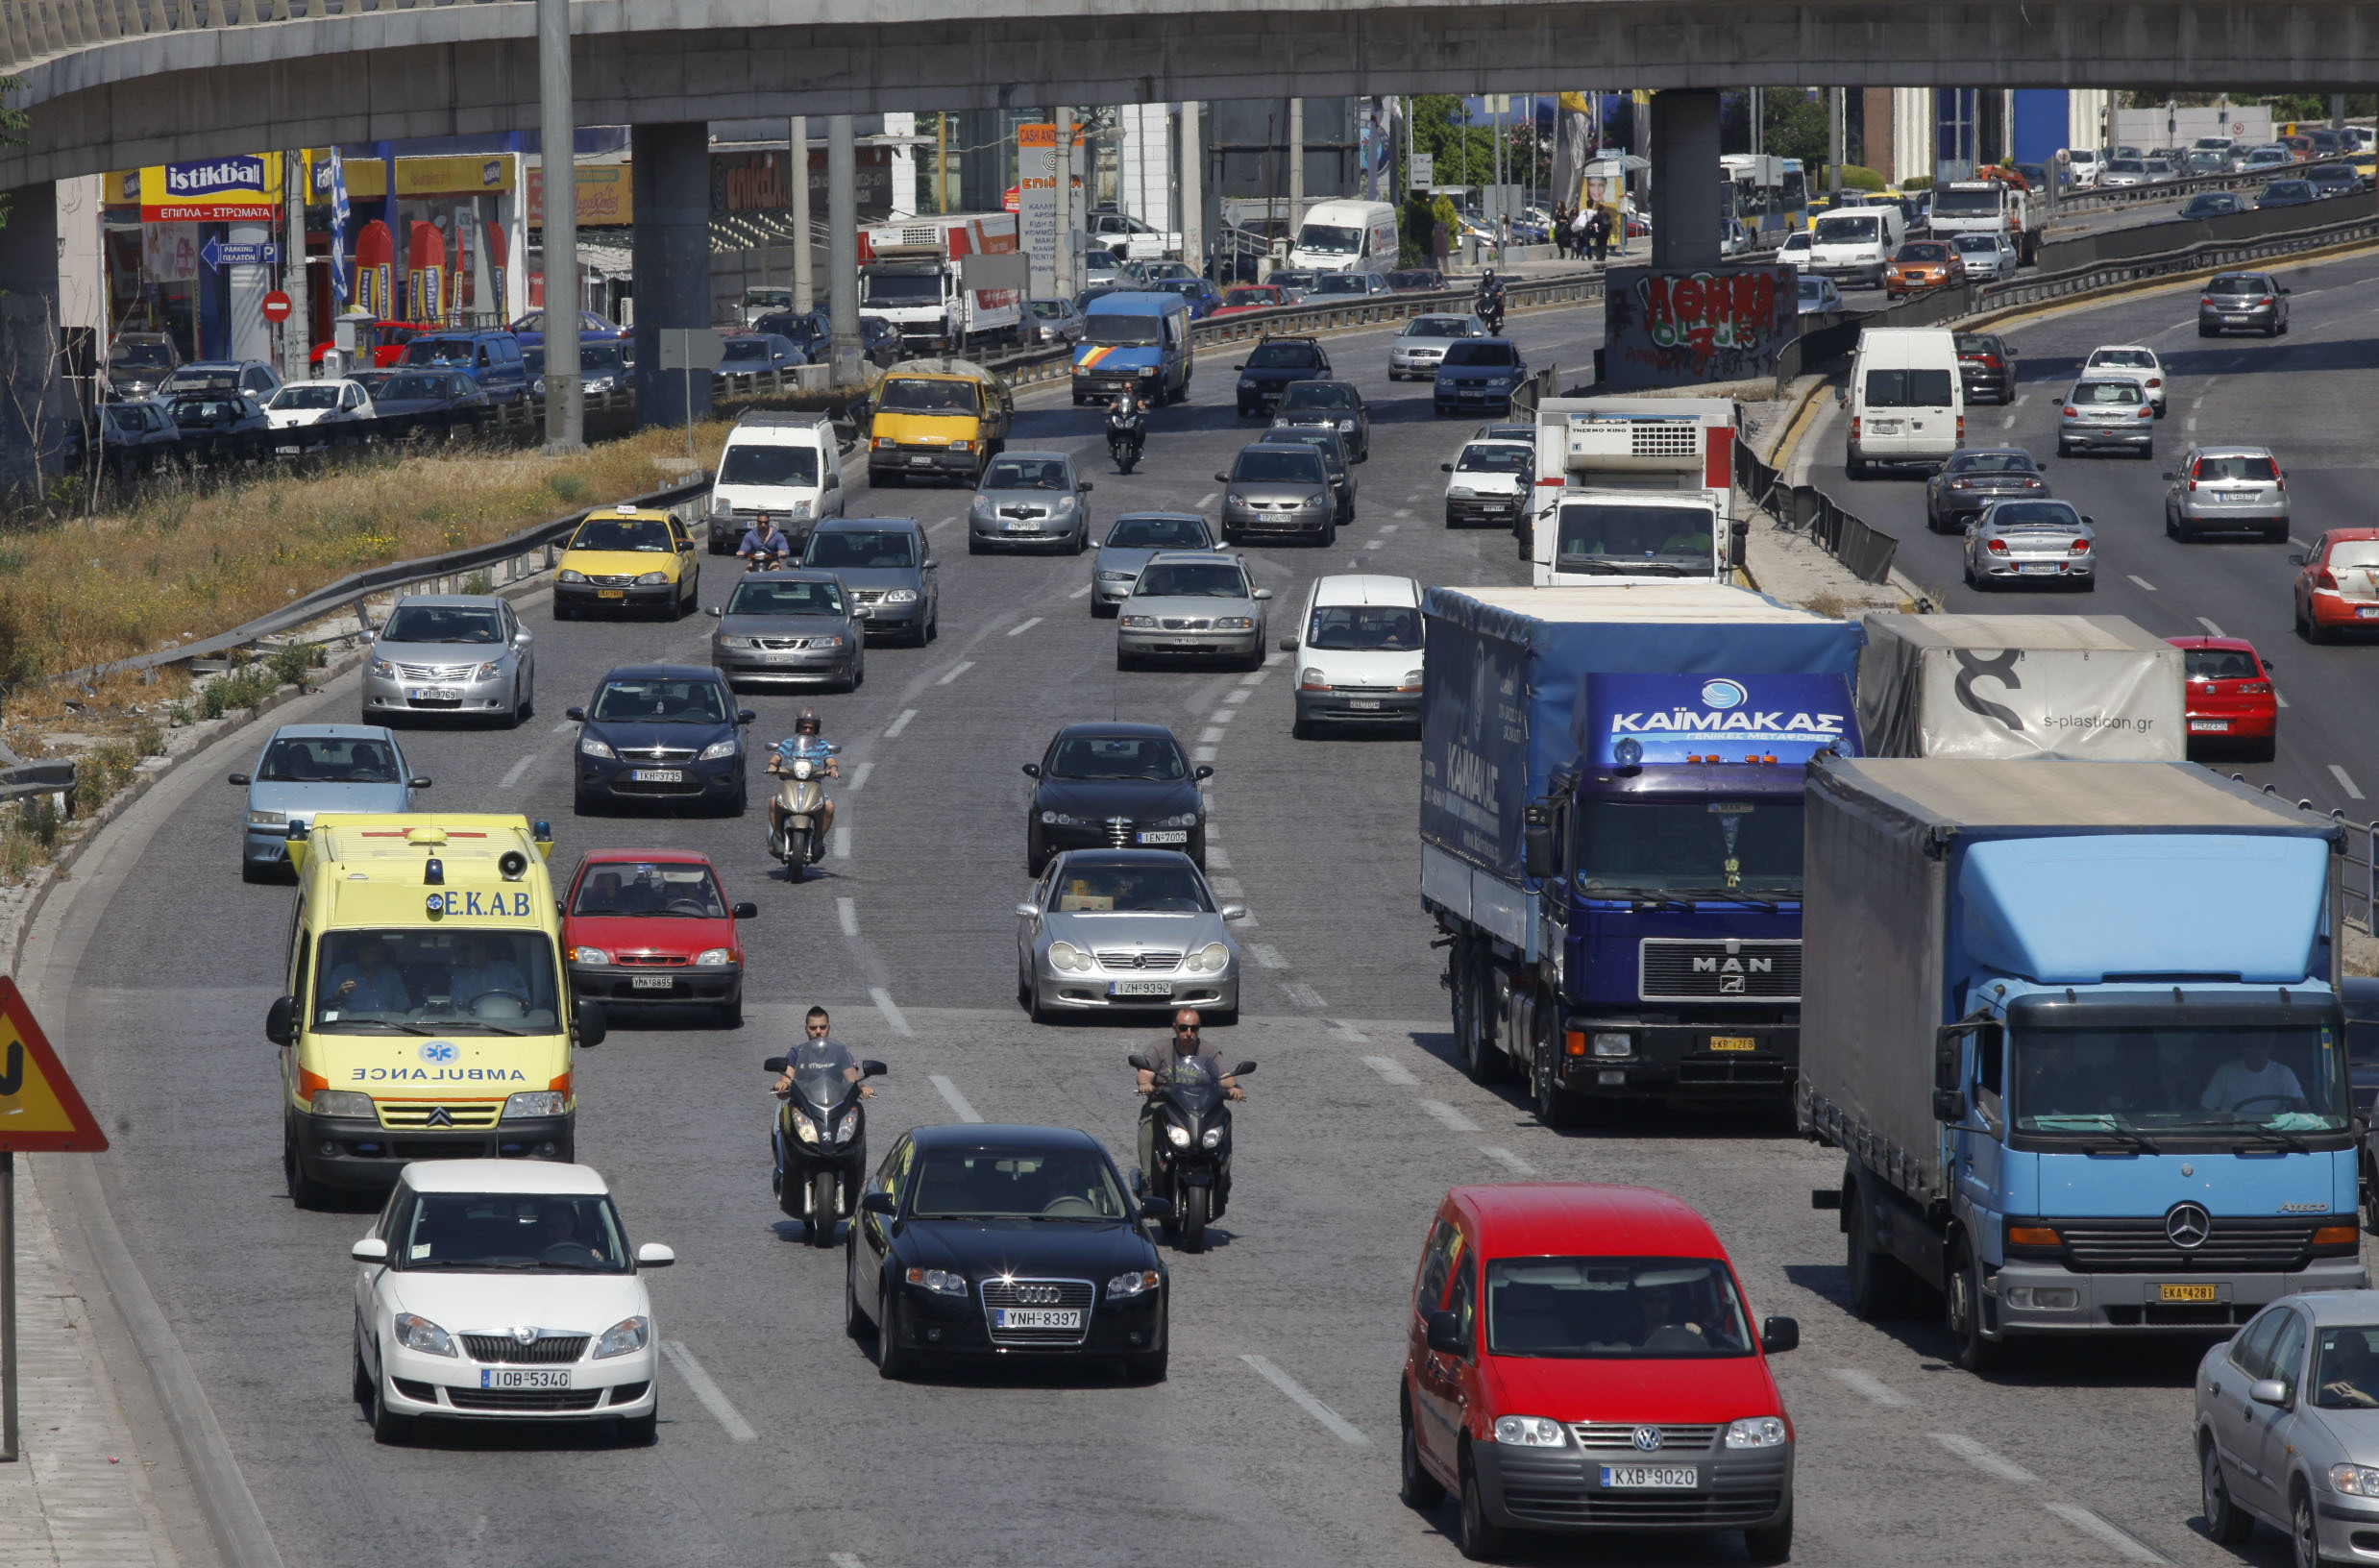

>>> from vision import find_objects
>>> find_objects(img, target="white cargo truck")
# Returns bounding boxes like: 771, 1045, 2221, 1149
856, 213, 1028, 354
1925, 179, 2038, 266
1855, 612, 2185, 760
1527, 399, 1746, 587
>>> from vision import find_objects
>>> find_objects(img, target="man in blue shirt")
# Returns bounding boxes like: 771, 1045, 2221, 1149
446, 934, 529, 1011
768, 708, 840, 857
324, 937, 411, 1014
737, 514, 793, 570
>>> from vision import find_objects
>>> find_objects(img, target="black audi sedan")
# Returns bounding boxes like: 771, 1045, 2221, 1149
846, 1123, 1170, 1382
567, 664, 754, 816
1023, 722, 1211, 875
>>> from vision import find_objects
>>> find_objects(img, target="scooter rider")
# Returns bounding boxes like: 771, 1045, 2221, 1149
1475, 268, 1508, 333
771, 1007, 874, 1096
1107, 391, 1146, 454
1135, 1008, 1241, 1178
737, 512, 794, 571
768, 707, 840, 846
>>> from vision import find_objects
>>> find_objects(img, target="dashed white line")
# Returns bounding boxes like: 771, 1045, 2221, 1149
1223, 688, 1252, 705
1363, 1055, 1419, 1085
1364, 539, 1386, 551
1196, 492, 1218, 509
2275, 692, 2291, 709
935, 660, 974, 685
1393, 507, 1415, 520
550, 719, 575, 734
1007, 617, 1042, 637
1192, 746, 1217, 762
2332, 764, 2366, 801
882, 708, 918, 738
1380, 524, 1400, 533
830, 822, 850, 860
1827, 1367, 1910, 1408
1212, 707, 1237, 724
929, 1073, 982, 1122
1480, 1145, 1537, 1177
871, 987, 913, 1036
2014, 391, 2030, 406
836, 896, 859, 937
660, 1341, 758, 1442
1931, 1432, 2039, 1484
1239, 1355, 1370, 1446
1419, 1098, 1483, 1134
1206, 846, 1233, 869
848, 761, 875, 794
1331, 1018, 1369, 1042
1068, 584, 1091, 599
829, 1556, 870, 1568
2043, 1503, 2169, 1564
2125, 575, 2157, 593
499, 753, 537, 789
2196, 616, 2224, 637
1249, 943, 1288, 969
1999, 412, 2017, 429
1209, 876, 1245, 896
1286, 981, 1327, 1009
1198, 726, 1225, 744
1238, 669, 1267, 686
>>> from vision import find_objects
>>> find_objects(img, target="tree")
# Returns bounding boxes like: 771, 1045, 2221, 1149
0, 75, 25, 232
1762, 92, 1832, 167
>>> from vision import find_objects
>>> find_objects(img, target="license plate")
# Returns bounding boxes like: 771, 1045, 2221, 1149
2160, 1283, 2220, 1303
2361, 607, 2379, 619
479, 1368, 571, 1389
1348, 699, 1384, 711
2190, 720, 2230, 733
276, 444, 301, 454
2226, 313, 2252, 322
1003, 520, 1039, 532
597, 589, 626, 600
1459, 391, 1486, 400
909, 454, 932, 467
1601, 1465, 1698, 1489
2019, 563, 2058, 575
992, 1308, 1082, 1330
1868, 419, 1901, 434
630, 769, 684, 783
1108, 979, 1173, 997
407, 687, 460, 701
630, 974, 675, 990
1137, 830, 1189, 845
1709, 1036, 1757, 1052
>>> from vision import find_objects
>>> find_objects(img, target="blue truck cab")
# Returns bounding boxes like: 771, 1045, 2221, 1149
400, 330, 530, 404
1802, 757, 2364, 1371
1071, 291, 1193, 407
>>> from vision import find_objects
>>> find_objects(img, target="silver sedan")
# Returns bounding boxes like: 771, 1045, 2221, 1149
967, 451, 1092, 553
1016, 849, 1245, 1023
1388, 313, 1488, 380
2196, 1290, 2379, 1567
360, 594, 534, 725
1116, 551, 1272, 669
1090, 512, 1217, 616
1962, 498, 2096, 591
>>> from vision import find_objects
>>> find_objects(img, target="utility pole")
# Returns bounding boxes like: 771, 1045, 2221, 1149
1288, 98, 1306, 234
790, 117, 814, 313
935, 113, 950, 215
827, 114, 860, 383
1827, 87, 1846, 205
1054, 106, 1076, 300
536, 0, 581, 453
282, 149, 309, 381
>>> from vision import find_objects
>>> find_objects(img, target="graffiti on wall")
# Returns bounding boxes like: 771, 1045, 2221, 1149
1602, 264, 1797, 390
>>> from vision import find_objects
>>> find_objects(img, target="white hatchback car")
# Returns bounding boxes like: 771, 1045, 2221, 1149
1279, 574, 1425, 735
2082, 344, 2169, 417
351, 1161, 673, 1445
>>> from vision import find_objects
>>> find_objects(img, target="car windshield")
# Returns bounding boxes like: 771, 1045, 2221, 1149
1406, 317, 1472, 339
2011, 1021, 2350, 1136
726, 577, 844, 617
403, 340, 478, 368
2090, 350, 2155, 369
2185, 648, 2261, 679
590, 677, 731, 723
1295, 223, 1364, 255
1136, 562, 1247, 599
1812, 215, 1878, 242
1029, 301, 1070, 319
1573, 798, 1803, 894
1266, 429, 1345, 466
861, 272, 944, 305
2267, 183, 2313, 197
876, 378, 977, 414
1280, 382, 1357, 410
1457, 444, 1531, 474
1105, 515, 1210, 550
1798, 280, 1828, 301
270, 384, 342, 409
1049, 861, 1214, 913
1086, 313, 1165, 346
2072, 380, 2143, 405
1556, 502, 1717, 573
720, 338, 777, 362
1387, 271, 1439, 288
1442, 342, 1517, 367
907, 1147, 1132, 1221
1983, 501, 2085, 531
2107, 159, 2146, 174
1232, 449, 1324, 484
1932, 188, 2001, 215
1310, 274, 1368, 294
1151, 281, 1206, 301
1952, 235, 1999, 253
1897, 243, 1952, 262
805, 529, 917, 569
111, 339, 175, 368
167, 369, 242, 391
2210, 275, 2272, 295
380, 374, 448, 401
2195, 454, 2278, 480
570, 861, 726, 918
745, 288, 793, 310
381, 605, 504, 645
389, 1190, 630, 1273
1486, 1257, 1754, 1360
983, 458, 1071, 492
1949, 453, 2036, 474
310, 928, 561, 1033
169, 398, 241, 423
1221, 289, 1277, 308
1307, 603, 1421, 651
1047, 735, 1188, 780
1246, 343, 1321, 369
571, 517, 673, 552
258, 735, 401, 783
718, 444, 820, 487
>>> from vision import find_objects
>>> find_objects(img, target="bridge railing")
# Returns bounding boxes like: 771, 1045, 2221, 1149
2048, 155, 2370, 216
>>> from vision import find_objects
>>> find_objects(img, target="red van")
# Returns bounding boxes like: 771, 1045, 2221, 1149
1399, 1184, 1800, 1560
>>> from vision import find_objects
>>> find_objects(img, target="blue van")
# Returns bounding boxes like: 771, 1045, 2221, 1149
1071, 291, 1193, 407
400, 330, 530, 404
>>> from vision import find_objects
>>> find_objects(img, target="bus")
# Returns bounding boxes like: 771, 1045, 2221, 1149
1720, 154, 1810, 244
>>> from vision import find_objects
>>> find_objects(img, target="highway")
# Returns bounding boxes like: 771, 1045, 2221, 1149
22, 266, 2370, 1568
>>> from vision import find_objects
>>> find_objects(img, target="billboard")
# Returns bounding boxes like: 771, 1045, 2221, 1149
1016, 123, 1059, 298
139, 154, 282, 222
527, 164, 633, 227
1601, 264, 1797, 391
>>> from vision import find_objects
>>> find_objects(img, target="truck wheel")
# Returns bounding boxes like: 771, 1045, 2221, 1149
1948, 1238, 2009, 1373
1531, 1047, 1577, 1129
1451, 942, 1505, 1085
1844, 1175, 1915, 1320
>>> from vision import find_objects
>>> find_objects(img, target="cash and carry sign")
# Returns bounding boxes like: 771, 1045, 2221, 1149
140, 154, 282, 222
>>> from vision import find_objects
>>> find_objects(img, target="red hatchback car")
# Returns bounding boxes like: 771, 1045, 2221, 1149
560, 850, 756, 1026
2294, 528, 2379, 642
2166, 635, 2278, 761
1400, 1185, 1798, 1561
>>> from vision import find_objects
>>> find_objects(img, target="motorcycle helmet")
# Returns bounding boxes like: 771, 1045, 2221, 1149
795, 708, 822, 735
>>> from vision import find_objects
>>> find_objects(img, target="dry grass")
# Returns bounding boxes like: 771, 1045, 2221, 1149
0, 421, 735, 684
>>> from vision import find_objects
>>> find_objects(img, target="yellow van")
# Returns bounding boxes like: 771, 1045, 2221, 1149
867, 359, 1015, 485
553, 502, 701, 620
267, 813, 605, 1208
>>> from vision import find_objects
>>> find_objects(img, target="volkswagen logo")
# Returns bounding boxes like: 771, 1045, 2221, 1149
1016, 1284, 1062, 1306
511, 1325, 539, 1346
1631, 1426, 1663, 1452
424, 1106, 454, 1128
2167, 1202, 2212, 1250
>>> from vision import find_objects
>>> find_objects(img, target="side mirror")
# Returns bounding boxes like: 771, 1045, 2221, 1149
2260, 657, 2276, 670
1193, 765, 1214, 780
730, 900, 760, 920
736, 710, 757, 726
574, 1000, 607, 1048
565, 706, 586, 722
2249, 1378, 2292, 1409
1933, 1088, 1968, 1122
1425, 1310, 1466, 1358
1127, 1052, 1155, 1071
1079, 482, 1093, 493
2080, 516, 2095, 527
2289, 552, 2307, 566
706, 605, 724, 618
862, 1060, 888, 1078
1251, 588, 1272, 600
1232, 364, 1245, 372
860, 1191, 897, 1216
228, 772, 251, 786
1021, 762, 1042, 777
1278, 636, 1300, 651
409, 776, 432, 790
1440, 462, 1454, 472
1523, 822, 1557, 879
351, 1237, 389, 1262
852, 606, 871, 620
1139, 1195, 1174, 1220
1231, 1060, 1258, 1076
923, 558, 940, 570
2159, 472, 2175, 481
762, 1055, 788, 1072
515, 629, 534, 645
1014, 902, 1042, 919
635, 1242, 675, 1269
265, 994, 296, 1046
1760, 1315, 1801, 1355
1220, 904, 1249, 921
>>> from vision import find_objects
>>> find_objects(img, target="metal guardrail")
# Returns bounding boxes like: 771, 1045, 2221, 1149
0, 761, 76, 807
1733, 433, 1898, 585
2217, 772, 2379, 935
2049, 155, 2368, 216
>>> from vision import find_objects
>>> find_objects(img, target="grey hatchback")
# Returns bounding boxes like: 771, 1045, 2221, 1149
706, 571, 867, 690
2201, 271, 2291, 337
2057, 379, 2155, 457
2166, 446, 2290, 542
1090, 512, 1216, 616
967, 451, 1093, 554
2196, 1291, 2379, 1567
800, 518, 939, 645
1258, 424, 1357, 526
1215, 444, 1337, 547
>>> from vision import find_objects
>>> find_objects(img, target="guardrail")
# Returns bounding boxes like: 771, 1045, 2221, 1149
2217, 772, 2379, 933
0, 760, 76, 807
1733, 433, 1898, 585
2050, 155, 2368, 216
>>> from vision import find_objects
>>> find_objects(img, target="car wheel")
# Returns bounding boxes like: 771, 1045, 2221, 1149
2293, 1483, 2320, 1568
2279, 319, 2291, 337
1456, 1447, 1508, 1562
1948, 1238, 2008, 1373
2075, 573, 2096, 592
1846, 453, 1868, 479
1400, 1397, 1447, 1508
1531, 1043, 1577, 1129
1743, 1508, 1795, 1564
351, 1337, 374, 1407
1319, 516, 1337, 549
241, 856, 270, 885
2165, 508, 2181, 539
504, 678, 526, 728
2266, 522, 2291, 544
1129, 1344, 1169, 1384
2202, 1439, 2255, 1546
875, 1283, 912, 1380
845, 1237, 874, 1338
967, 534, 986, 555
2199, 324, 2216, 337
616, 1395, 658, 1447
366, 1357, 413, 1445
2055, 441, 2072, 458
283, 1125, 333, 1211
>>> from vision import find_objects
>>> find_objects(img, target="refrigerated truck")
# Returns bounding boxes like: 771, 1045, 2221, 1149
1527, 399, 1746, 586
856, 213, 1027, 354
1800, 756, 2361, 1371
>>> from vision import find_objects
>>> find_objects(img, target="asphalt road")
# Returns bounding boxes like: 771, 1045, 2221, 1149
21, 274, 2361, 1568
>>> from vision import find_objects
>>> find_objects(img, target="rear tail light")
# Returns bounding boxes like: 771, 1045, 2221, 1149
2022, 477, 2041, 487
2276, 476, 2286, 491
2188, 479, 2198, 491
2200, 296, 2215, 306
2318, 570, 2340, 590
2063, 405, 2078, 417
1851, 416, 1861, 440
1987, 538, 2008, 552
2241, 681, 2272, 695
2137, 407, 2154, 419
1982, 355, 2002, 367
1956, 415, 1966, 441
2071, 539, 2091, 552
2146, 377, 2162, 388
2256, 295, 2273, 305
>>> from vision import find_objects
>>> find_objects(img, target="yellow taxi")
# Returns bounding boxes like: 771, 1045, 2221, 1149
268, 813, 606, 1208
553, 502, 700, 619
866, 361, 1015, 486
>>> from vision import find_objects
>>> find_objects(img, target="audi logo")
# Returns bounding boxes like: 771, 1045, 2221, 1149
1014, 1285, 1063, 1306
2167, 1202, 2212, 1251
1631, 1426, 1663, 1452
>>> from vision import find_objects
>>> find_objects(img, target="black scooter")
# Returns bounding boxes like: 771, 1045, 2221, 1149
1128, 1052, 1255, 1253
1478, 296, 1506, 336
1107, 417, 1145, 475
763, 1053, 887, 1247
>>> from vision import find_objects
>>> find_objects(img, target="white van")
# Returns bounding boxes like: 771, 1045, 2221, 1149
706, 410, 844, 552
1288, 200, 1402, 274
1279, 573, 1424, 735
1807, 205, 1906, 290
1846, 328, 1964, 478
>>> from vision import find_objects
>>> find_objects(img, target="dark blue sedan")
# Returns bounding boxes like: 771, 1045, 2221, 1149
1433, 338, 1530, 417
566, 664, 754, 816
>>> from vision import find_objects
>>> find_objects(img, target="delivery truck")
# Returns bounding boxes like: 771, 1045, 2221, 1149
1528, 399, 1748, 586
1801, 756, 2362, 1372
856, 214, 1027, 354
1420, 584, 1862, 1123
1857, 612, 2185, 760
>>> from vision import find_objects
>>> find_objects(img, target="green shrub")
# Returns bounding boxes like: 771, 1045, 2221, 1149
200, 680, 228, 721
133, 719, 165, 757
1838, 164, 1887, 192
3, 825, 31, 882
463, 570, 495, 596
269, 642, 313, 692
547, 473, 590, 504
22, 791, 61, 846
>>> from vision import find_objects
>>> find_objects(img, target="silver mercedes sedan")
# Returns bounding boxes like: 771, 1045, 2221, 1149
1090, 511, 1217, 616
2196, 1289, 2379, 1566
1016, 849, 1245, 1023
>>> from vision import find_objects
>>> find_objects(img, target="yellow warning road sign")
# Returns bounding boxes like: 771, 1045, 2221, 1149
0, 975, 108, 1152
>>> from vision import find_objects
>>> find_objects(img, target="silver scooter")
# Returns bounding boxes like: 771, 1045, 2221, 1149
769, 747, 833, 882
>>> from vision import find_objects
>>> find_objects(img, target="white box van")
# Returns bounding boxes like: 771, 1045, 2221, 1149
1807, 205, 1906, 289
706, 410, 845, 553
1278, 573, 1425, 734
1846, 328, 1965, 478
1288, 200, 1402, 274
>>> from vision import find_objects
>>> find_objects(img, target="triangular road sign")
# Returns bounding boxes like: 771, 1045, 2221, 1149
0, 974, 109, 1152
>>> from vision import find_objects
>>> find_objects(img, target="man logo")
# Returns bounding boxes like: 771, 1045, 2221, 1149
1699, 679, 1748, 710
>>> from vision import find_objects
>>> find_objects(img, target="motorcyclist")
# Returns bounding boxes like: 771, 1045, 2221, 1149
1136, 1008, 1241, 1180
771, 1007, 874, 1096
1107, 392, 1146, 458
1475, 268, 1508, 332
737, 512, 794, 571
767, 707, 840, 848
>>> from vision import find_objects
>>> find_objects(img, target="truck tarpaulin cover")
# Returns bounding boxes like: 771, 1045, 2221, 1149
1575, 674, 1858, 767
1419, 585, 1863, 881
1856, 613, 2184, 760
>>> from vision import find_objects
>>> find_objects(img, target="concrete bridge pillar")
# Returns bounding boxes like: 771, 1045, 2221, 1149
827, 114, 861, 385
630, 121, 714, 429
0, 181, 66, 496
1649, 88, 1722, 273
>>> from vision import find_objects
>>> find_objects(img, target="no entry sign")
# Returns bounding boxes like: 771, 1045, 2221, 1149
260, 290, 293, 323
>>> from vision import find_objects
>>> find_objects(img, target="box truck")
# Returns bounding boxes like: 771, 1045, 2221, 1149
1857, 612, 2185, 759
1527, 399, 1747, 585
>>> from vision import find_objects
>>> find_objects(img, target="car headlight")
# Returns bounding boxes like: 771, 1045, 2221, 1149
710, 497, 733, 519
558, 569, 587, 583
904, 1267, 969, 1297
833, 1110, 860, 1143
635, 571, 669, 585
1096, 570, 1136, 583
947, 439, 973, 452
1199, 1126, 1224, 1149
1225, 493, 1248, 508
474, 661, 503, 680
1193, 942, 1231, 973
1337, 418, 1355, 431
570, 945, 611, 965
579, 735, 618, 759
1215, 617, 1254, 630
788, 1108, 820, 1144
1120, 615, 1156, 628
392, 1313, 456, 1357
969, 496, 992, 515
369, 658, 396, 677
503, 1091, 567, 1119
248, 809, 287, 827
698, 739, 739, 762
2335, 1464, 2379, 1497
1153, 812, 1199, 828
592, 1315, 650, 1359
1239, 378, 1257, 389
1593, 1032, 1632, 1058
1448, 485, 1479, 499
1494, 1415, 1566, 1446
1300, 666, 1330, 689
1041, 811, 1090, 827
1136, 365, 1157, 378
310, 1089, 374, 1117
1107, 1269, 1162, 1299
1165, 1123, 1192, 1148
1725, 1416, 1790, 1449
882, 588, 920, 603
695, 947, 734, 967
1302, 495, 1328, 507
1402, 670, 1426, 692
718, 635, 755, 649
1047, 941, 1094, 972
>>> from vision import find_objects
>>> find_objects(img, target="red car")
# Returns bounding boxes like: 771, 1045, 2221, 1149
560, 850, 756, 1026
2167, 636, 2278, 760
1210, 284, 1292, 319
1400, 1184, 1798, 1561
2294, 527, 2379, 642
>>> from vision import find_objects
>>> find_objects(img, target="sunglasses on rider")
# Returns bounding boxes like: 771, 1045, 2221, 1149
1173, 1024, 1200, 1036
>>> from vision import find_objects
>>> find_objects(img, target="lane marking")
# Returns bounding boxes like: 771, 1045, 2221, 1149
836, 896, 859, 937
1419, 1098, 1482, 1134
1286, 981, 1327, 1009
871, 988, 913, 1036
499, 753, 537, 789
2333, 764, 2366, 801
1069, 584, 1092, 599
929, 1073, 982, 1122
935, 660, 974, 685
551, 719, 575, 734
1206, 846, 1233, 869
830, 1556, 870, 1568
1393, 508, 1415, 520
2276, 692, 2291, 709
1999, 412, 2017, 429
2125, 575, 2157, 592
830, 822, 851, 861
1931, 1432, 2039, 1484
1380, 524, 1400, 533
1364, 539, 1386, 551
1212, 706, 1237, 723
1827, 1367, 1910, 1408
1007, 617, 1043, 637
848, 761, 875, 794
883, 708, 918, 738
1239, 670, 1267, 687
1198, 726, 1225, 744
1249, 943, 1288, 969
1480, 1145, 1537, 1177
1332, 1018, 1369, 1042
1239, 1355, 1370, 1446
2043, 1503, 2170, 1565
1210, 875, 1245, 896
1362, 1055, 1418, 1085
1223, 688, 1252, 705
2196, 616, 2224, 636
1192, 746, 1217, 762
659, 1341, 757, 1442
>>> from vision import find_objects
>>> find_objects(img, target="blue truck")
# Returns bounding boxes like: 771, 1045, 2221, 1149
1801, 756, 2365, 1371
1419, 584, 1864, 1123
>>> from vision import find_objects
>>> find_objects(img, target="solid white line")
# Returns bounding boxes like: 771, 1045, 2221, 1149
883, 708, 917, 738
1007, 617, 1042, 637
1332, 1018, 1369, 1042
836, 896, 859, 937
499, 753, 537, 789
1480, 1145, 1537, 1177
2125, 575, 2157, 593
935, 660, 974, 685
1419, 1098, 1482, 1134
1196, 492, 1218, 509
1249, 943, 1288, 969
1198, 726, 1225, 744
929, 1073, 982, 1122
1239, 1355, 1370, 1446
660, 1341, 757, 1442
2333, 764, 2367, 801
1931, 1432, 2040, 1484
1069, 584, 1092, 599
1363, 1055, 1419, 1085
2044, 1503, 2169, 1564
871, 987, 913, 1036
2196, 616, 2224, 637
848, 761, 874, 794
1827, 1367, 1910, 1408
